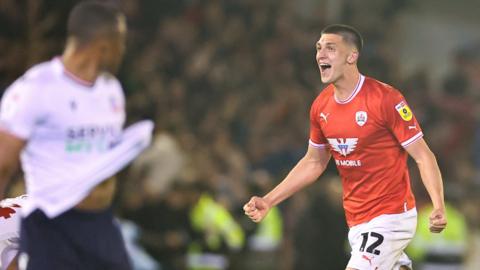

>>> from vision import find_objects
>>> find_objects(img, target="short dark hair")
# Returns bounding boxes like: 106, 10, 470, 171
67, 1, 122, 46
321, 24, 363, 53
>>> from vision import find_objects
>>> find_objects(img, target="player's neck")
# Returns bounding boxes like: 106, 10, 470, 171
333, 70, 361, 101
61, 46, 101, 84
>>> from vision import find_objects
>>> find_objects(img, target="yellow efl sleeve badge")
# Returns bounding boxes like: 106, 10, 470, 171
395, 101, 413, 121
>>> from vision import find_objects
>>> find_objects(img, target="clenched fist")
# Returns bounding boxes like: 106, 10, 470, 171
429, 208, 447, 233
243, 196, 271, 223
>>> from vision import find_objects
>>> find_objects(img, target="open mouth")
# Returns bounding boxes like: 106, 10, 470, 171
319, 63, 332, 72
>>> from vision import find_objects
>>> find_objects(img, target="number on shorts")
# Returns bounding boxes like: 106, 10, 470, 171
359, 232, 384, 255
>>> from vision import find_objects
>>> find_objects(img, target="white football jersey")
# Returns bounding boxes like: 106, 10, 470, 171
0, 58, 153, 218
0, 195, 27, 270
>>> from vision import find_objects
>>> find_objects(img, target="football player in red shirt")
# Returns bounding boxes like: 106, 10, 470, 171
244, 24, 447, 270
0, 195, 27, 270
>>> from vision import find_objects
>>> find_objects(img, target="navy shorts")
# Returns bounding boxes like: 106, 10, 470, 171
20, 208, 132, 270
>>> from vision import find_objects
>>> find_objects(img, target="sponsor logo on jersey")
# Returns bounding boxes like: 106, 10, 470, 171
319, 112, 330, 123
69, 100, 77, 111
65, 124, 121, 153
67, 125, 119, 140
327, 138, 358, 156
1, 93, 20, 118
328, 138, 361, 167
355, 111, 367, 126
110, 96, 122, 113
362, 254, 374, 266
335, 159, 362, 167
395, 101, 413, 121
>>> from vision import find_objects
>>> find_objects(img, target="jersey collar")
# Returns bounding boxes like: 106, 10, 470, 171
54, 56, 95, 88
334, 74, 365, 104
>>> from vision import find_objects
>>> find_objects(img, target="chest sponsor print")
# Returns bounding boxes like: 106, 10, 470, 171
327, 138, 358, 156
327, 138, 362, 167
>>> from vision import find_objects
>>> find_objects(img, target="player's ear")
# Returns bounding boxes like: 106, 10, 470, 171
85, 38, 105, 59
96, 38, 111, 54
347, 50, 359, 64
95, 38, 113, 62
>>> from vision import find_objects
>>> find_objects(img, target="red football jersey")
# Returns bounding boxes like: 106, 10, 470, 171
310, 75, 421, 227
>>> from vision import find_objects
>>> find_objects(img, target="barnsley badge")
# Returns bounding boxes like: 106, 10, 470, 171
355, 111, 367, 126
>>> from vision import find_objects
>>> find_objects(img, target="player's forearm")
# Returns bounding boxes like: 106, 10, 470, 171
263, 157, 326, 207
0, 167, 13, 198
417, 152, 445, 210
0, 132, 25, 198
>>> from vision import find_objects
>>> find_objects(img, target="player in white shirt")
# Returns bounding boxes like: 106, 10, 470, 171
0, 195, 27, 270
0, 2, 152, 270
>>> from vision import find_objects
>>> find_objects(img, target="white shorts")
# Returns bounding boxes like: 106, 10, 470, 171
347, 208, 417, 270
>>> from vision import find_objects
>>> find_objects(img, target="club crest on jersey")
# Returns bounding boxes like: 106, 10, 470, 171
69, 100, 77, 111
395, 101, 413, 121
110, 96, 122, 113
327, 138, 358, 156
355, 111, 367, 126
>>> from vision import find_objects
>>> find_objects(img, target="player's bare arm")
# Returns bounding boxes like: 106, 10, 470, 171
0, 131, 25, 199
405, 137, 447, 233
244, 145, 331, 222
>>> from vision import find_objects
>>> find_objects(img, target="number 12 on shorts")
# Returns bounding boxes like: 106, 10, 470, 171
359, 232, 384, 255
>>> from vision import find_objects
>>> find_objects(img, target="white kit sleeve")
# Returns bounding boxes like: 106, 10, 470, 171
0, 79, 47, 139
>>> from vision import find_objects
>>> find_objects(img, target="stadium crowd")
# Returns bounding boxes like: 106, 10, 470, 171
1, 0, 479, 269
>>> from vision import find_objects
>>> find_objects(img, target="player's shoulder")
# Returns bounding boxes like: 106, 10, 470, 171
312, 84, 334, 107
98, 72, 122, 88
363, 76, 404, 100
6, 59, 60, 93
22, 59, 61, 85
97, 72, 124, 95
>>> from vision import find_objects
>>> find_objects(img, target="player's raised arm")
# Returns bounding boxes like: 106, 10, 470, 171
405, 137, 447, 233
0, 131, 25, 198
244, 144, 331, 223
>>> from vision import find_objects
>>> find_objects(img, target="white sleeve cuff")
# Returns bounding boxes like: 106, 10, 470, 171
401, 132, 423, 148
0, 122, 31, 139
309, 139, 327, 148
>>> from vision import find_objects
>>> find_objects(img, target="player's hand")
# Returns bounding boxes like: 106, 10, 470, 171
429, 208, 447, 233
243, 196, 271, 223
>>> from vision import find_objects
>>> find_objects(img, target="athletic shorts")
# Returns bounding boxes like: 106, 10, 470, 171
19, 208, 132, 270
347, 208, 417, 270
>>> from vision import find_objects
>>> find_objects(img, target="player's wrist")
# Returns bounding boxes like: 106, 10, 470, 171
262, 195, 274, 209
432, 202, 445, 212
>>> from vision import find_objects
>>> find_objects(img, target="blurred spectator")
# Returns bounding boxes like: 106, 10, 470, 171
407, 202, 468, 270
188, 182, 245, 270
241, 170, 283, 270
126, 132, 185, 203
462, 185, 480, 269
120, 219, 162, 270
122, 182, 193, 270
293, 174, 349, 270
